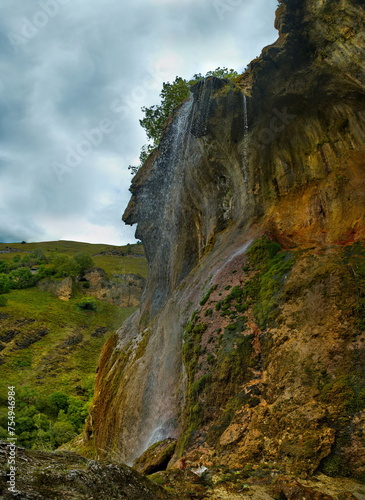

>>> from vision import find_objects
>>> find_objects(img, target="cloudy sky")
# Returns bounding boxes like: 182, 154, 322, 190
0, 0, 277, 245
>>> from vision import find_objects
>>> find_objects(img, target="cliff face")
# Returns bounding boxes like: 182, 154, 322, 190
85, 0, 365, 482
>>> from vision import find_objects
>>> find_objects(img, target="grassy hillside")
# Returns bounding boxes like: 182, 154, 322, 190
0, 240, 148, 278
0, 241, 147, 451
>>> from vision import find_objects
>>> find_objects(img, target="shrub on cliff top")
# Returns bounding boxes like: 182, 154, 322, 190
129, 67, 239, 174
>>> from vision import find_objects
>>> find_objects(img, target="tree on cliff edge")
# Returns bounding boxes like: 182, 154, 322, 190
129, 67, 239, 174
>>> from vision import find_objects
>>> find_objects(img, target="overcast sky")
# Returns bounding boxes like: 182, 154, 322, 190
0, 0, 277, 245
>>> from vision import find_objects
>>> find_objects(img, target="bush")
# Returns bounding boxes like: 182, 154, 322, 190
66, 397, 90, 431
31, 428, 54, 451
17, 416, 36, 434
29, 248, 47, 265
8, 268, 35, 289
74, 253, 94, 272
0, 274, 11, 293
0, 260, 9, 273
0, 295, 8, 307
49, 392, 69, 413
76, 296, 98, 311
50, 254, 81, 278
52, 420, 77, 447
36, 264, 54, 280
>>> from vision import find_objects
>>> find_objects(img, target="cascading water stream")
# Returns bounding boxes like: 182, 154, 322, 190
242, 94, 249, 188
129, 95, 195, 462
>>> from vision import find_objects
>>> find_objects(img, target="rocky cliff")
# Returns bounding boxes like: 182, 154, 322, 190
85, 0, 365, 487
38, 270, 145, 307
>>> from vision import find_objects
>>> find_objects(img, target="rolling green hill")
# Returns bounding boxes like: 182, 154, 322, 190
0, 240, 147, 451
0, 240, 148, 277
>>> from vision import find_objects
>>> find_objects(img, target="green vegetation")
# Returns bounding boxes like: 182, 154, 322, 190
0, 240, 147, 278
0, 287, 136, 450
344, 241, 365, 331
319, 361, 365, 481
0, 240, 146, 451
129, 67, 239, 174
308, 242, 365, 481
0, 248, 93, 288
199, 285, 218, 306
179, 312, 210, 453
244, 236, 295, 329
178, 236, 296, 456
76, 297, 98, 311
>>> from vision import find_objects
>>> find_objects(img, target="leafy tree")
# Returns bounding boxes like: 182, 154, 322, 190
196, 67, 239, 80
8, 268, 35, 289
129, 67, 239, 174
49, 392, 70, 414
31, 428, 54, 451
33, 412, 52, 432
66, 397, 90, 432
52, 419, 77, 447
18, 431, 33, 448
140, 76, 190, 146
36, 264, 54, 280
29, 248, 47, 265
50, 254, 81, 278
0, 260, 9, 274
17, 416, 36, 434
73, 253, 94, 272
0, 274, 11, 294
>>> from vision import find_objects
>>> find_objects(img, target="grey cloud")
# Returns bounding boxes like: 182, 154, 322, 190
0, 0, 277, 244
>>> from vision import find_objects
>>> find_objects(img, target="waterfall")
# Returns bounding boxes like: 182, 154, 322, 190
125, 96, 196, 464
148, 95, 194, 227
243, 94, 248, 131
242, 94, 249, 187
